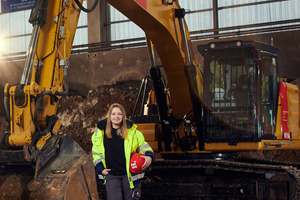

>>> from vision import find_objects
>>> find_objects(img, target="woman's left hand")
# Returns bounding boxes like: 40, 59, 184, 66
141, 156, 152, 170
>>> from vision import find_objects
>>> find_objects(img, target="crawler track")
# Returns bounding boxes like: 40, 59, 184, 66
97, 158, 300, 200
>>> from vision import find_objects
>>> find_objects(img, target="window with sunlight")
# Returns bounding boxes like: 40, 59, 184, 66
0, 0, 88, 61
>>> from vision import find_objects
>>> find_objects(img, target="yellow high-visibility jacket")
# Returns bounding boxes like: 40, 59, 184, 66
91, 119, 155, 189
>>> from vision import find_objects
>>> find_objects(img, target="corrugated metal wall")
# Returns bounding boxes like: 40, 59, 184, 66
218, 0, 300, 30
110, 0, 300, 40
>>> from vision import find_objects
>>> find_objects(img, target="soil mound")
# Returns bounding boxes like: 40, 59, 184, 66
57, 80, 141, 152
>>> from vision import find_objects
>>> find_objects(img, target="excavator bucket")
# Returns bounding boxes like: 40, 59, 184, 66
0, 136, 99, 200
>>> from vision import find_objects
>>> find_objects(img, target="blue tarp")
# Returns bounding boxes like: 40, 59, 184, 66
1, 0, 34, 14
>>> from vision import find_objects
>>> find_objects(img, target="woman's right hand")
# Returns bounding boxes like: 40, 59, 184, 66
101, 168, 111, 175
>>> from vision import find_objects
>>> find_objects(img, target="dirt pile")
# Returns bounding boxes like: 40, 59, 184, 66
57, 80, 142, 152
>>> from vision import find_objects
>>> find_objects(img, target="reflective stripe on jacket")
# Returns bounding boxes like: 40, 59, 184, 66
91, 120, 154, 189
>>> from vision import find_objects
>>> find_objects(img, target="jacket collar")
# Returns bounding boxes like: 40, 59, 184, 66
96, 118, 135, 130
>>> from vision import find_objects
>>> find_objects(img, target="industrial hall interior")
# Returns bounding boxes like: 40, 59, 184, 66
0, 0, 300, 199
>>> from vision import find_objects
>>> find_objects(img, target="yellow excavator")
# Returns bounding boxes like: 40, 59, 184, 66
108, 0, 300, 199
2, 0, 300, 199
1, 0, 99, 199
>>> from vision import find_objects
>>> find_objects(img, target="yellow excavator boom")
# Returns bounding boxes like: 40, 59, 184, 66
1, 0, 99, 199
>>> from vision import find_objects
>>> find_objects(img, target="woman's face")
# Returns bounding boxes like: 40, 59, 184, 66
111, 107, 123, 128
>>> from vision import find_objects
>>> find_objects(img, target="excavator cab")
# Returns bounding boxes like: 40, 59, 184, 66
199, 40, 280, 146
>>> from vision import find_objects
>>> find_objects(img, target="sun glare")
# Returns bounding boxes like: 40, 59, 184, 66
0, 38, 3, 55
0, 37, 7, 55
0, 38, 3, 54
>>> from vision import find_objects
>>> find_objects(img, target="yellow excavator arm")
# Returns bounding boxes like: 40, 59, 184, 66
1, 0, 99, 199
5, 0, 83, 149
105, 0, 203, 119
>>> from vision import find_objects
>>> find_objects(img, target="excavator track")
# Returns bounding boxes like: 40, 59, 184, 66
96, 158, 300, 200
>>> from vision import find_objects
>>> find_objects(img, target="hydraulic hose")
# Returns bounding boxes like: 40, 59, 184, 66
34, 68, 69, 131
34, 91, 52, 132
74, 0, 98, 13
3, 96, 10, 122
55, 68, 69, 96
3, 83, 12, 123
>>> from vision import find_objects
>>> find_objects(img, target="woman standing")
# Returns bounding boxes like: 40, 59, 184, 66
92, 103, 155, 199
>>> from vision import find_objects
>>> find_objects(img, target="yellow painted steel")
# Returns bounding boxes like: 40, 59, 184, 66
9, 85, 35, 146
8, 0, 83, 147
52, 118, 61, 135
136, 123, 163, 152
105, 0, 203, 119
36, 132, 51, 150
204, 139, 300, 151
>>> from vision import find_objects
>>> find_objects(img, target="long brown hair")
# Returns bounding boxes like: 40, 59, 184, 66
105, 103, 128, 139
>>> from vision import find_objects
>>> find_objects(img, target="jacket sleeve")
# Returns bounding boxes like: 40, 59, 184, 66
135, 130, 155, 162
91, 129, 105, 174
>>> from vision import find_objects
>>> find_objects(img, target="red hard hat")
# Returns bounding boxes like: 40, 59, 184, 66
130, 153, 145, 173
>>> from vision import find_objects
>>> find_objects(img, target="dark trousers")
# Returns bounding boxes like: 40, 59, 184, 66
105, 173, 132, 200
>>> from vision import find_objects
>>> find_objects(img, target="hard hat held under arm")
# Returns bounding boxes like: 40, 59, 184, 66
128, 129, 155, 188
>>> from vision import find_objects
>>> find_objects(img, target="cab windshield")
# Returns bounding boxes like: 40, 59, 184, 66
203, 54, 279, 142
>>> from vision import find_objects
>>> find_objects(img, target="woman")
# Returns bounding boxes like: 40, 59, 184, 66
91, 103, 155, 200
